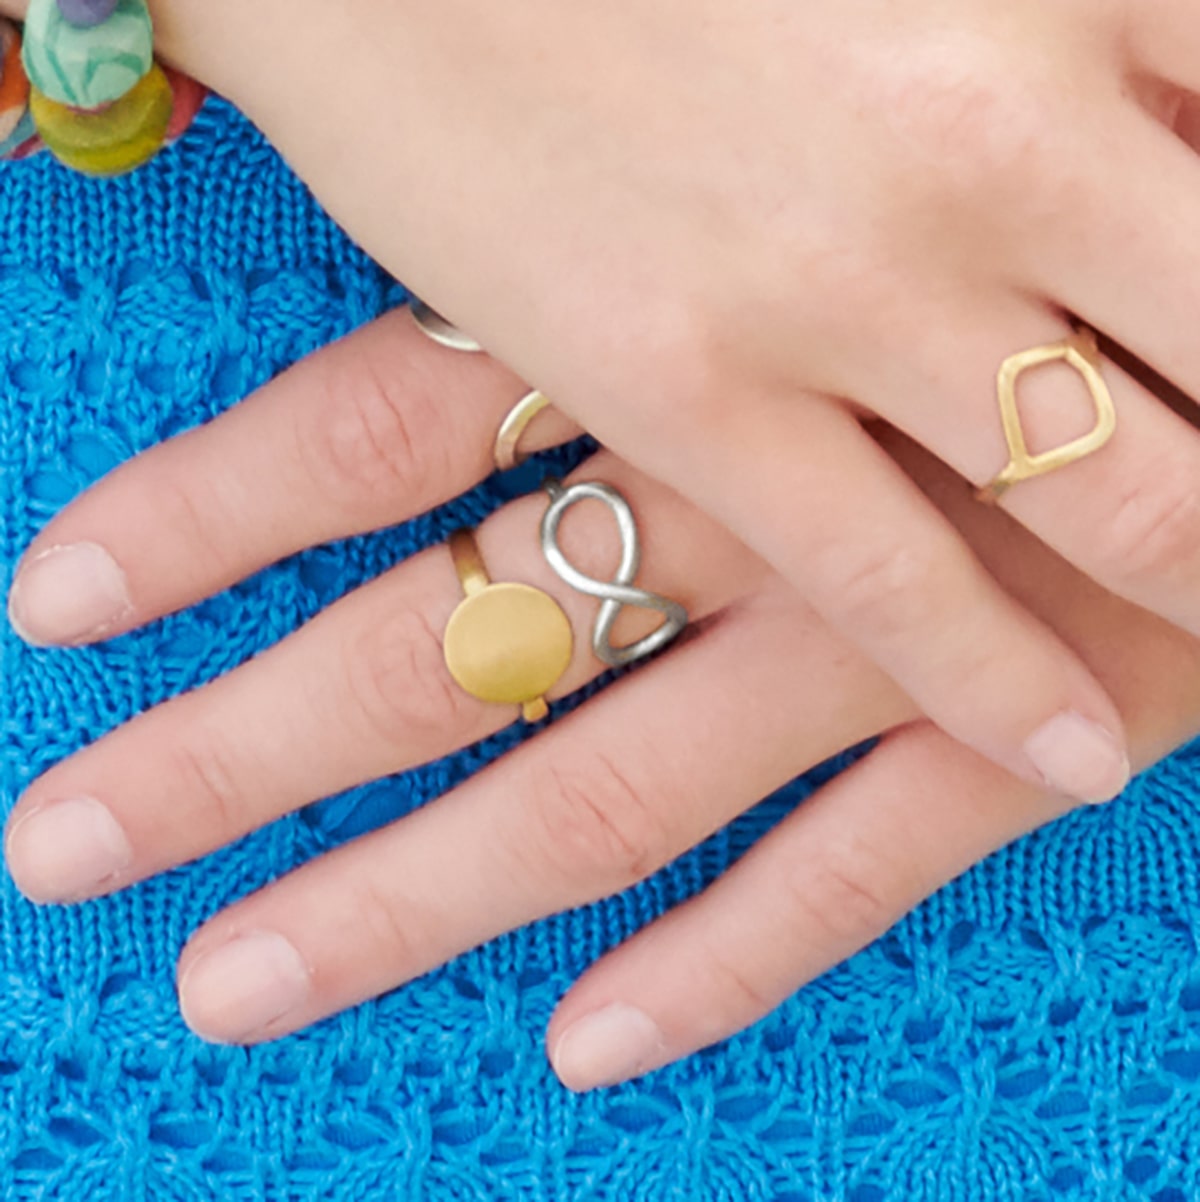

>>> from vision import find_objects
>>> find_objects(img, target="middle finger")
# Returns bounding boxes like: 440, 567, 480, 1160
4, 453, 765, 903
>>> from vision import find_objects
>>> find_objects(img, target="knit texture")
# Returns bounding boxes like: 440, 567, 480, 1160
2, 99, 1200, 1202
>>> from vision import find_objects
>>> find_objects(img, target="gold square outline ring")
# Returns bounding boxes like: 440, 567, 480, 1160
976, 324, 1117, 506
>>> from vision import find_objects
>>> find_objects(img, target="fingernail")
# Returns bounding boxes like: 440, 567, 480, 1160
8, 542, 132, 646
551, 1004, 666, 1091
179, 931, 312, 1044
1023, 710, 1131, 804
5, 796, 133, 903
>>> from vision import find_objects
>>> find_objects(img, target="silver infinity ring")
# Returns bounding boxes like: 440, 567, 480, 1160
541, 479, 688, 669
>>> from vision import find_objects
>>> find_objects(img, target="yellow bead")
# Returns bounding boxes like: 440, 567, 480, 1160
30, 59, 170, 176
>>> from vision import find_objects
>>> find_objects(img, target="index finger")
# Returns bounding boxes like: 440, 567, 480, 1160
6, 307, 580, 646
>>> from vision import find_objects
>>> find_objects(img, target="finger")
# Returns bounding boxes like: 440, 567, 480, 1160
544, 721, 1073, 1091
1014, 99, 1200, 427
5, 305, 581, 647
1127, 1, 1200, 97
653, 390, 1130, 804
4, 454, 765, 904
173, 420, 1200, 1054
545, 426, 1200, 1090
171, 592, 912, 1045
1016, 89, 1200, 406
876, 174, 1200, 653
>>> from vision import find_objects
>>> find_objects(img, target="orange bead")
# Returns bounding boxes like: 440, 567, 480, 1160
0, 21, 31, 144
162, 65, 207, 144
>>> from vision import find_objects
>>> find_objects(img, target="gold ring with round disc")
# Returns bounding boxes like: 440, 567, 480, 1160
443, 582, 573, 706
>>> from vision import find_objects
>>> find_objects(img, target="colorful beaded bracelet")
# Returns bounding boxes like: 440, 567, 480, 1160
0, 0, 206, 176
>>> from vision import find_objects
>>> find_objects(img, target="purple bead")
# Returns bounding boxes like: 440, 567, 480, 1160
55, 0, 119, 28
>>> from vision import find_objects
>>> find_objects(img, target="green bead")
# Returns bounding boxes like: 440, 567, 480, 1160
22, 0, 152, 110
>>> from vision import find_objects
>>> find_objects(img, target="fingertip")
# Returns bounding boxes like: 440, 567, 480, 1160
177, 929, 313, 1045
6, 575, 43, 647
4, 795, 133, 904
548, 1002, 669, 1092
7, 541, 133, 647
1022, 708, 1131, 805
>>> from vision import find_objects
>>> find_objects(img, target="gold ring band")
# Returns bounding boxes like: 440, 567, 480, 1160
495, 390, 554, 472
448, 528, 492, 598
410, 299, 560, 474
410, 300, 485, 353
976, 324, 1116, 505
442, 528, 574, 724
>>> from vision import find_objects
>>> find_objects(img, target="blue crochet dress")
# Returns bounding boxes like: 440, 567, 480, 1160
3, 99, 1200, 1202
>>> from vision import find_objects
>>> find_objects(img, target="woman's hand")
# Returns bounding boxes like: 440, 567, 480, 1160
7, 311, 1199, 1090
117, 0, 1200, 802
6, 0, 1193, 796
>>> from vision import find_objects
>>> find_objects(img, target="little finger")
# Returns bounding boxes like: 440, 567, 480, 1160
546, 721, 1075, 1090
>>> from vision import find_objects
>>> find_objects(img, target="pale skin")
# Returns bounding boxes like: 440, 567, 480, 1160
3, 0, 1200, 1089
7, 312, 1200, 1091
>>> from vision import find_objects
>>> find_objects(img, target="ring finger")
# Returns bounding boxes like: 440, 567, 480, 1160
876, 284, 1200, 640
172, 582, 909, 1046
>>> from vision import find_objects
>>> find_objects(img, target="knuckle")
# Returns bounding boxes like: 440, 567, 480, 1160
298, 346, 445, 508
171, 732, 248, 835
520, 751, 673, 891
777, 840, 895, 950
1100, 464, 1200, 587
878, 39, 1061, 211
348, 874, 425, 969
153, 465, 240, 577
343, 604, 472, 748
617, 292, 733, 430
819, 536, 956, 645
701, 941, 780, 1018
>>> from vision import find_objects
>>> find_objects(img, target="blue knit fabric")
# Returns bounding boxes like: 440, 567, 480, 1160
3, 98, 1200, 1202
